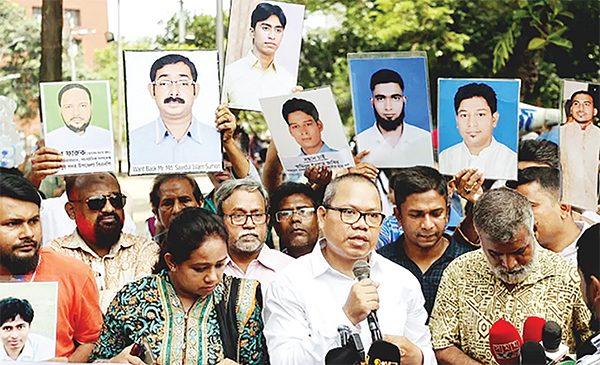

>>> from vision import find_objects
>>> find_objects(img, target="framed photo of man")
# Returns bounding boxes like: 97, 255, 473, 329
41, 80, 114, 175
349, 52, 435, 168
124, 50, 222, 176
438, 78, 520, 180
259, 87, 354, 176
556, 80, 600, 211
0, 282, 58, 361
222, 0, 305, 111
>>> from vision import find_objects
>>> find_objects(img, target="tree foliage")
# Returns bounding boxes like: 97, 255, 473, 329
0, 2, 41, 119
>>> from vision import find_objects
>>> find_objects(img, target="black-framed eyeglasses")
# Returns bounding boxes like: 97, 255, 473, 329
223, 212, 267, 226
275, 207, 315, 222
152, 79, 195, 88
71, 193, 127, 211
323, 206, 385, 227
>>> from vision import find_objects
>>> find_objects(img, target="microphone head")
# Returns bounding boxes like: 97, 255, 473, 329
522, 316, 546, 343
352, 260, 370, 281
542, 321, 562, 352
489, 319, 523, 365
367, 340, 400, 365
520, 340, 546, 365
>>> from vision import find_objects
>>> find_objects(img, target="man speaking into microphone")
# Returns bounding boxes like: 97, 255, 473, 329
264, 174, 435, 364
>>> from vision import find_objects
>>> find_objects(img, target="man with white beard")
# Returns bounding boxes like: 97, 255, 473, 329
215, 178, 294, 293
429, 187, 592, 365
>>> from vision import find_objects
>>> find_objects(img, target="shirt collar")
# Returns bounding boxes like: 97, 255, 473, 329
370, 123, 422, 146
309, 238, 381, 279
154, 116, 203, 145
460, 137, 499, 157
245, 50, 278, 72
226, 244, 276, 271
61, 230, 130, 258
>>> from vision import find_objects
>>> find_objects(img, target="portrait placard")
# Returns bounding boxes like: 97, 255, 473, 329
259, 87, 354, 175
556, 79, 600, 211
438, 78, 520, 180
0, 282, 58, 361
223, 0, 305, 111
348, 52, 434, 168
41, 80, 114, 175
124, 50, 222, 176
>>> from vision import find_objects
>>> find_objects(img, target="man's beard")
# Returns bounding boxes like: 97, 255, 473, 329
231, 229, 263, 254
95, 212, 123, 248
486, 243, 537, 284
1, 239, 40, 276
65, 118, 91, 134
374, 106, 405, 132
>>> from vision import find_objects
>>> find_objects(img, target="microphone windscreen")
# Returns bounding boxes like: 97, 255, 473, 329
522, 316, 546, 343
542, 321, 562, 352
325, 346, 361, 365
352, 260, 370, 281
520, 340, 546, 365
367, 340, 400, 365
489, 319, 523, 365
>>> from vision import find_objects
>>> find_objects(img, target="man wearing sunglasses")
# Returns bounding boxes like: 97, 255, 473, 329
214, 178, 294, 293
270, 182, 320, 258
48, 173, 159, 312
264, 174, 436, 365
129, 53, 231, 168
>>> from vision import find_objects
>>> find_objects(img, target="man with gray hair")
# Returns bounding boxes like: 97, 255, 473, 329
430, 187, 592, 365
214, 177, 294, 291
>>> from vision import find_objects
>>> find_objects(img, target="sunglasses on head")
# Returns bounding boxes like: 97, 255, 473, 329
71, 193, 127, 211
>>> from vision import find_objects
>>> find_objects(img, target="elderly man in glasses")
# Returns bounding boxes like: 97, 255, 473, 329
214, 177, 294, 293
264, 173, 436, 365
270, 182, 320, 258
48, 173, 159, 312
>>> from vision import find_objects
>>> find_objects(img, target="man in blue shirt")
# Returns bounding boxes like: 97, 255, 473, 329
129, 54, 223, 168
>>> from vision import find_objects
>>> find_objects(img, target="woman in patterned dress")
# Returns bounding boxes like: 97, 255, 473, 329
90, 207, 267, 364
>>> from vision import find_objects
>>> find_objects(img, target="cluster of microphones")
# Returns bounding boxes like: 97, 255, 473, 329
325, 260, 401, 365
490, 316, 575, 365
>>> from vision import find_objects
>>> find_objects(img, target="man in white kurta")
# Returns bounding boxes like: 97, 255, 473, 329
264, 174, 436, 365
559, 90, 600, 211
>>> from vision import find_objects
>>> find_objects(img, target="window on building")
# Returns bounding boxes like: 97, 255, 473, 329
32, 7, 42, 22
64, 9, 81, 27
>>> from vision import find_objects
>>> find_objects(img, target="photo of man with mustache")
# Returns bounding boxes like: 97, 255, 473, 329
45, 83, 112, 150
128, 53, 222, 166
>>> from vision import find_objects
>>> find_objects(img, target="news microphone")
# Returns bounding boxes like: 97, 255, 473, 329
520, 340, 546, 365
352, 260, 383, 343
367, 340, 401, 365
489, 318, 523, 365
541, 321, 569, 364
338, 325, 351, 346
522, 316, 546, 343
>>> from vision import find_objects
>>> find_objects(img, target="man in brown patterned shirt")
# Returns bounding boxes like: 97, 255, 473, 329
429, 187, 592, 365
49, 173, 159, 312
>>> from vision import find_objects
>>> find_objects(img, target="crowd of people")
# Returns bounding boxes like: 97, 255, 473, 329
1, 91, 599, 364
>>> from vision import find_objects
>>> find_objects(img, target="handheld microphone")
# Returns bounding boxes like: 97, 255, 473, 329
520, 340, 546, 365
522, 316, 546, 343
489, 318, 523, 365
541, 321, 569, 365
367, 340, 401, 365
352, 260, 383, 343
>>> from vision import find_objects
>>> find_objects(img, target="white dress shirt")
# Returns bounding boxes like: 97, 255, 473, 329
45, 125, 112, 151
264, 239, 436, 365
439, 137, 517, 180
356, 123, 434, 168
223, 51, 296, 111
559, 221, 591, 264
